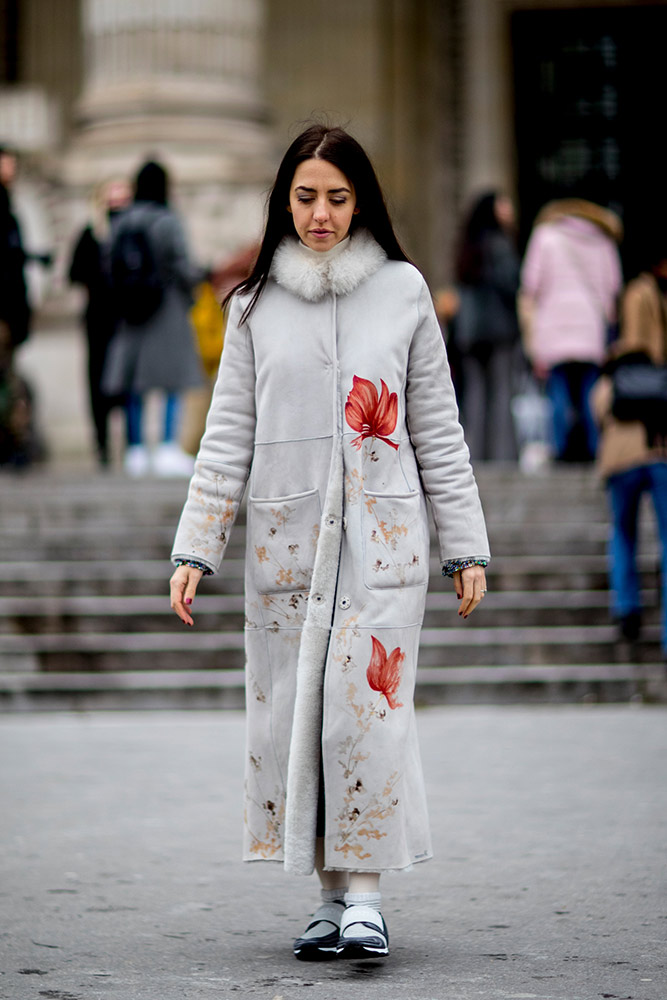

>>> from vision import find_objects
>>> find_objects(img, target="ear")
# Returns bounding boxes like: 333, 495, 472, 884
286, 205, 293, 214
353, 206, 361, 215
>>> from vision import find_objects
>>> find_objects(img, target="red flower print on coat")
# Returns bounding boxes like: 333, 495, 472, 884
366, 636, 404, 709
345, 376, 399, 451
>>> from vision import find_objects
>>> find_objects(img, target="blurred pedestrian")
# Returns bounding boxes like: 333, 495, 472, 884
169, 124, 490, 962
592, 243, 667, 655
181, 243, 259, 457
103, 160, 205, 477
1, 146, 46, 468
69, 177, 131, 466
0, 146, 31, 351
520, 198, 623, 462
452, 191, 521, 461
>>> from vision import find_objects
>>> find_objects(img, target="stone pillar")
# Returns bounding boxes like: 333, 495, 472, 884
61, 0, 272, 261
460, 0, 514, 204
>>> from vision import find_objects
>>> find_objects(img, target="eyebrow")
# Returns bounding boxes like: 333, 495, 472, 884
295, 185, 352, 194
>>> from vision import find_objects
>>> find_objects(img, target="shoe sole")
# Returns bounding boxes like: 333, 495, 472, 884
336, 942, 389, 960
294, 944, 338, 962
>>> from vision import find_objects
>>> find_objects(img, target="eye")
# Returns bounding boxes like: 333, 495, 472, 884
331, 199, 347, 206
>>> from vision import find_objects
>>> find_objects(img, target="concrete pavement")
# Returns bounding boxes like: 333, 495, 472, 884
1, 706, 666, 1000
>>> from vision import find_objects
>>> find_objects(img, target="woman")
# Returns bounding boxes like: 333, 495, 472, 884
593, 245, 667, 654
170, 125, 490, 961
69, 177, 131, 466
453, 191, 521, 461
102, 160, 204, 477
520, 198, 623, 462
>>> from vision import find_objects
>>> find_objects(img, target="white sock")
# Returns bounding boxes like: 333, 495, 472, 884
344, 890, 382, 912
321, 887, 347, 904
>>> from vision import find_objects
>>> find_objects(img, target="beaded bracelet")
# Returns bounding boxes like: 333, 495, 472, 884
442, 557, 488, 579
174, 559, 214, 576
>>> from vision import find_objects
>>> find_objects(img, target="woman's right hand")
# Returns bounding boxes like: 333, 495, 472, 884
170, 564, 204, 627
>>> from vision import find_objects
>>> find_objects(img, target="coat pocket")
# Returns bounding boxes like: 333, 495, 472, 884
248, 489, 321, 595
362, 490, 429, 589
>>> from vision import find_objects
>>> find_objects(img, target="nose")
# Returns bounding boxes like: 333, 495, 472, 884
313, 198, 329, 223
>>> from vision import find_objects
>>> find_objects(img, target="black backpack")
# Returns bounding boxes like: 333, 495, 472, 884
111, 217, 164, 326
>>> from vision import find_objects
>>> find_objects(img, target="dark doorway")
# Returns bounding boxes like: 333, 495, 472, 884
512, 6, 667, 277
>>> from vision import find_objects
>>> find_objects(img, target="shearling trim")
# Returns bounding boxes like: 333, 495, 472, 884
272, 230, 387, 302
283, 440, 344, 875
534, 199, 623, 242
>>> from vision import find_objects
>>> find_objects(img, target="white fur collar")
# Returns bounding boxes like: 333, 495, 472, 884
271, 229, 387, 302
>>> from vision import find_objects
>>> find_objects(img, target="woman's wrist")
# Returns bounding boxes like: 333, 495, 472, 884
173, 559, 212, 576
442, 557, 488, 579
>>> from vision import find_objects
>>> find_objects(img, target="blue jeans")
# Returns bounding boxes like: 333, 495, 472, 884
546, 362, 599, 461
125, 392, 180, 447
606, 463, 667, 652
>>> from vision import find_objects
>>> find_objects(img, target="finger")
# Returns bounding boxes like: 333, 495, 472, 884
170, 574, 194, 627
458, 573, 475, 618
458, 569, 487, 618
468, 579, 488, 617
452, 569, 463, 600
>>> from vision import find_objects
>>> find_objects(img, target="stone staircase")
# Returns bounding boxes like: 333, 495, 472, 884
0, 466, 664, 710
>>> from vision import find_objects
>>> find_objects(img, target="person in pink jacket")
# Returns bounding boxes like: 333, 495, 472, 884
519, 199, 623, 461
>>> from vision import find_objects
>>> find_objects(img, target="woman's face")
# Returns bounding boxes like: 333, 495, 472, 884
288, 158, 359, 251
104, 179, 131, 211
494, 195, 515, 229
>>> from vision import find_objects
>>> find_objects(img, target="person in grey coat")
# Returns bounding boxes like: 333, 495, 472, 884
453, 191, 521, 461
169, 125, 490, 962
103, 160, 204, 476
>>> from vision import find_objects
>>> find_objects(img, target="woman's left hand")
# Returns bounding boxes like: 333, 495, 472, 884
453, 565, 487, 619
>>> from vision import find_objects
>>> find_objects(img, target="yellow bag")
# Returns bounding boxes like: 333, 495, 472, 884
190, 282, 225, 378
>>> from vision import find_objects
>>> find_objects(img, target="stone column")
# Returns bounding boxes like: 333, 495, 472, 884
61, 0, 272, 260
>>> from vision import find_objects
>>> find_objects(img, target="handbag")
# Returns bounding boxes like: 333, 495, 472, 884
610, 278, 667, 440
611, 359, 667, 427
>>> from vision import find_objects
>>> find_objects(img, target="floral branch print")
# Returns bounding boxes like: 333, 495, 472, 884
366, 636, 405, 709
333, 636, 405, 859
345, 376, 399, 451
253, 501, 318, 592
364, 494, 421, 586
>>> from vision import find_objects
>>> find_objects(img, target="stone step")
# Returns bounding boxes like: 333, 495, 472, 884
1, 662, 665, 712
0, 590, 661, 634
0, 623, 660, 674
0, 554, 659, 598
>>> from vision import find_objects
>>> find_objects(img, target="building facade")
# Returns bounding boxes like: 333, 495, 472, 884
1, 0, 664, 458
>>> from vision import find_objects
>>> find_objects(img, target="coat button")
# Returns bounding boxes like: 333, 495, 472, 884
342, 517, 348, 530
339, 596, 351, 610
311, 593, 324, 605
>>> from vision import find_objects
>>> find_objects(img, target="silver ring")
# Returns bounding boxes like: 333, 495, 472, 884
481, 589, 488, 594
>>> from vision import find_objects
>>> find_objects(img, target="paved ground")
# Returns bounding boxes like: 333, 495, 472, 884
1, 706, 666, 1000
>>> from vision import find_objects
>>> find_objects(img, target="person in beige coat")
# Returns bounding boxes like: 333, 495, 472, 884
169, 125, 490, 962
593, 251, 667, 651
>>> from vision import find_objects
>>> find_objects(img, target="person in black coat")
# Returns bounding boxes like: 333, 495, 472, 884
69, 178, 131, 465
0, 147, 31, 350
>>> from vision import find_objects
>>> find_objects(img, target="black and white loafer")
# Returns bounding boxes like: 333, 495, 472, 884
336, 904, 389, 960
293, 901, 345, 961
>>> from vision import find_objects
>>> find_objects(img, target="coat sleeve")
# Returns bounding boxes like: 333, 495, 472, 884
160, 212, 206, 296
171, 293, 256, 572
405, 276, 490, 567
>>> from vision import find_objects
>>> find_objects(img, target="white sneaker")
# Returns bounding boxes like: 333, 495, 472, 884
124, 445, 150, 477
153, 442, 195, 478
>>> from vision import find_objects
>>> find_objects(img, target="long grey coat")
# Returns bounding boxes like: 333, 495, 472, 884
172, 232, 490, 875
103, 202, 204, 395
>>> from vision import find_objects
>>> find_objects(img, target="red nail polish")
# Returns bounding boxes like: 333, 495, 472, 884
185, 598, 192, 605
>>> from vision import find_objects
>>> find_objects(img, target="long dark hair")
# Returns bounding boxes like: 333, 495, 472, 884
227, 124, 410, 320
455, 191, 503, 285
